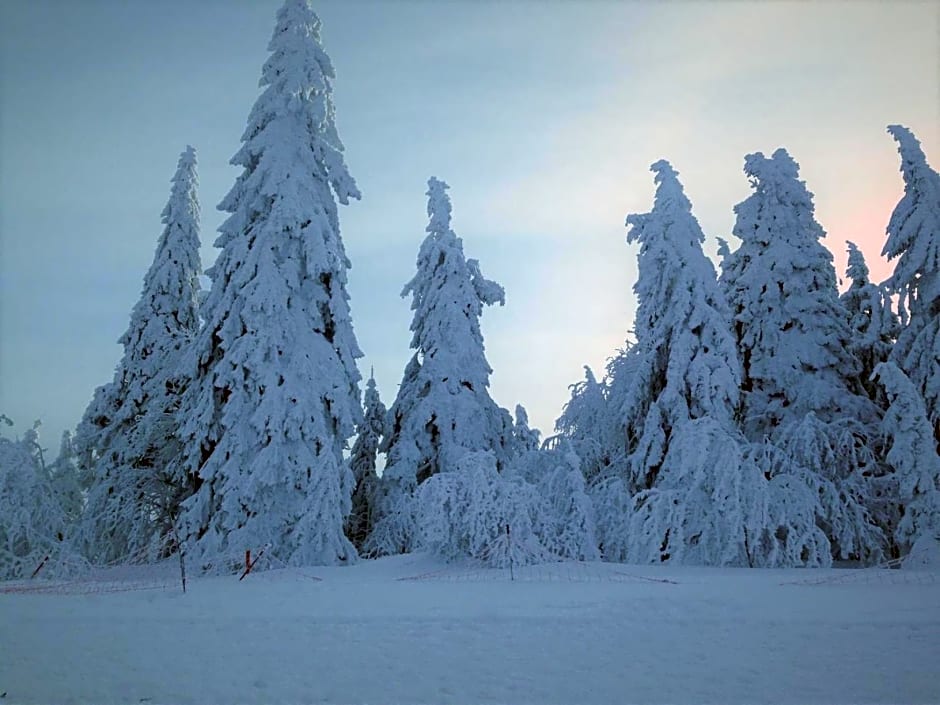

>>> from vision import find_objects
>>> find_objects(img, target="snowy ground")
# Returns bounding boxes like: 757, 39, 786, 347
1, 555, 938, 704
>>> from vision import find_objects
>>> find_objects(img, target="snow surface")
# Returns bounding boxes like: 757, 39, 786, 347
2, 555, 938, 704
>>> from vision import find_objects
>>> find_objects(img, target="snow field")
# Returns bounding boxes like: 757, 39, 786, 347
2, 555, 938, 705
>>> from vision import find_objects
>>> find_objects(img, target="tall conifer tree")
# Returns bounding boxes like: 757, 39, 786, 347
178, 0, 362, 568
883, 125, 940, 449
619, 161, 771, 565
76, 146, 202, 563
368, 178, 511, 554
622, 161, 742, 487
840, 241, 899, 403
346, 373, 387, 551
721, 149, 884, 561
720, 149, 874, 438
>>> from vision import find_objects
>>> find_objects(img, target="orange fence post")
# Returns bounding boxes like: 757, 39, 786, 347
239, 544, 270, 582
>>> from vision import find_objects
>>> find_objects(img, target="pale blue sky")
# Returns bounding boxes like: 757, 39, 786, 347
1, 0, 938, 450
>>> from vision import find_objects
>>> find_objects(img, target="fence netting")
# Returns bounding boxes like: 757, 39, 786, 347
4, 540, 937, 594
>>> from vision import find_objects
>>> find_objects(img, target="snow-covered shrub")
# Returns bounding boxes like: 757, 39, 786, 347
362, 479, 416, 558
589, 477, 634, 562
626, 419, 762, 566
537, 446, 600, 561
903, 533, 940, 570
48, 431, 85, 528
875, 362, 940, 555
775, 414, 885, 562
556, 365, 620, 486
556, 348, 639, 559
415, 452, 548, 567
744, 442, 832, 568
0, 421, 77, 579
504, 442, 601, 562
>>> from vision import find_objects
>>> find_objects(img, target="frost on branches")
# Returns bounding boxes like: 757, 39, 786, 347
532, 442, 600, 562
369, 178, 512, 555
876, 363, 940, 555
49, 431, 85, 529
627, 418, 833, 567
556, 363, 625, 488
414, 443, 600, 567
416, 452, 547, 567
75, 146, 202, 565
883, 125, 940, 450
177, 0, 362, 570
0, 420, 77, 579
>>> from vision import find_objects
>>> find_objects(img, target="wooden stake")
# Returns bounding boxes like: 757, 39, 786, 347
239, 546, 266, 581
30, 555, 50, 579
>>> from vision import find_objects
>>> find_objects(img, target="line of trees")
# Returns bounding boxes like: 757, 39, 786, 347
1, 0, 937, 578
561, 146, 937, 568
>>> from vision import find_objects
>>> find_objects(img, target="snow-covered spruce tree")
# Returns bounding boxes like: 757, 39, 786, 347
883, 125, 940, 450
177, 0, 362, 569
0, 420, 75, 579
512, 404, 541, 455
49, 431, 85, 529
615, 160, 777, 566
721, 148, 884, 562
553, 342, 643, 558
363, 356, 420, 557
368, 178, 512, 555
503, 403, 544, 489
875, 363, 940, 555
345, 372, 387, 552
720, 148, 875, 438
535, 443, 600, 561
556, 338, 638, 559
840, 241, 900, 403
839, 242, 901, 540
75, 145, 202, 564
556, 365, 617, 486
622, 161, 741, 485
